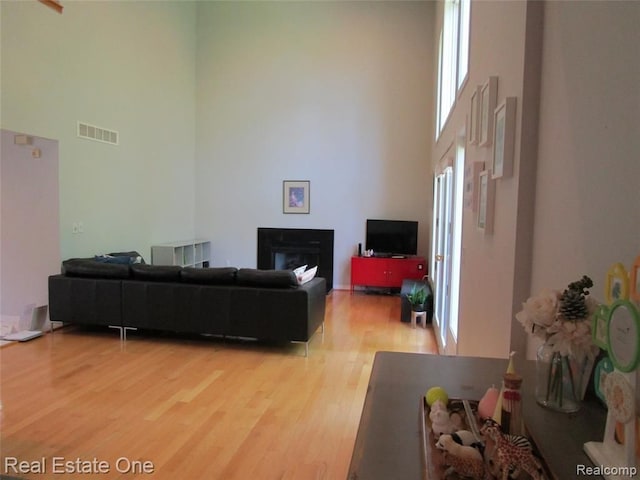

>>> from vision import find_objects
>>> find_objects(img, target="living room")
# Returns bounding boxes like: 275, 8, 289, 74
3, 1, 638, 359
2, 0, 434, 330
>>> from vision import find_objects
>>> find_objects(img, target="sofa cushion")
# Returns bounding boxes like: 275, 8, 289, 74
130, 264, 182, 282
236, 268, 297, 288
63, 259, 131, 279
181, 267, 238, 285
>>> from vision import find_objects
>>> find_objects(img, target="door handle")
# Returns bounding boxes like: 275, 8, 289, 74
435, 255, 444, 262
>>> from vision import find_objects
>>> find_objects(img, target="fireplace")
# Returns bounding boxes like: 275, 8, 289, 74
257, 228, 334, 292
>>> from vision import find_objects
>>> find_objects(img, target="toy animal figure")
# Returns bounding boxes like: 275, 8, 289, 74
479, 418, 545, 480
436, 434, 486, 480
442, 430, 479, 448
429, 400, 457, 438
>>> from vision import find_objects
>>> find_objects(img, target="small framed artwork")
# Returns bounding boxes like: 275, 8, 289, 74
492, 96, 517, 179
463, 161, 484, 211
605, 262, 629, 304
477, 170, 495, 234
469, 86, 481, 145
479, 76, 498, 147
283, 180, 310, 214
630, 255, 640, 303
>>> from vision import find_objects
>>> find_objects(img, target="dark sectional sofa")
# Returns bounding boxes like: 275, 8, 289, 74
48, 253, 327, 355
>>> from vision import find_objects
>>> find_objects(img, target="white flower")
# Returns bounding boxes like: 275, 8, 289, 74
546, 318, 598, 360
517, 279, 599, 360
515, 289, 559, 339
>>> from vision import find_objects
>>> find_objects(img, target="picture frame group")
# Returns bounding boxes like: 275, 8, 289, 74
467, 75, 520, 235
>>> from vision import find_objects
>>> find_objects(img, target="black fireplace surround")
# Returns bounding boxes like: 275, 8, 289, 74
258, 228, 334, 292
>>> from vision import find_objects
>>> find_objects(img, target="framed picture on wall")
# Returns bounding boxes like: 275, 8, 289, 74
477, 170, 495, 234
492, 97, 517, 179
479, 76, 498, 147
469, 86, 482, 145
464, 161, 484, 211
283, 180, 310, 214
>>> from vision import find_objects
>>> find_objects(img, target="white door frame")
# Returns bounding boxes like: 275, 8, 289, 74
430, 136, 464, 354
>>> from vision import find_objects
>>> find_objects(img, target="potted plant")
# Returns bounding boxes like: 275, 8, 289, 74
406, 284, 428, 312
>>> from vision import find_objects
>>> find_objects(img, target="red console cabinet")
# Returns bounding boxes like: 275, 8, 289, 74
350, 256, 427, 292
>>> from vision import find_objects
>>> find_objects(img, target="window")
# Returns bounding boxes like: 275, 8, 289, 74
458, 0, 470, 88
436, 0, 471, 137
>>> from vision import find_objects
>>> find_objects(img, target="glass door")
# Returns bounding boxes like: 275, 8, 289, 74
431, 167, 453, 348
431, 136, 465, 353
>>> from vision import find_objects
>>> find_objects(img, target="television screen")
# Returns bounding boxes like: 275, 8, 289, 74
365, 219, 418, 256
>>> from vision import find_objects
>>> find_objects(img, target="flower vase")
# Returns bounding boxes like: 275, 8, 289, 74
535, 343, 584, 413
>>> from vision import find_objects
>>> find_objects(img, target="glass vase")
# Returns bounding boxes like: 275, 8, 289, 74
535, 343, 583, 413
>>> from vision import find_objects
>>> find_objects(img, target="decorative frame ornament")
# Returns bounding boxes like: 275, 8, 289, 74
605, 262, 629, 304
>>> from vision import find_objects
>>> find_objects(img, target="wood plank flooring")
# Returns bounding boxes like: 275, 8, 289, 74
0, 290, 437, 480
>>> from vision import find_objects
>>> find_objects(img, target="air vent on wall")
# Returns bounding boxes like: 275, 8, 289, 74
77, 122, 119, 145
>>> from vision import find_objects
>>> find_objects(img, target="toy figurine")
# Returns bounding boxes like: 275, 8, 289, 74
480, 418, 545, 480
436, 434, 485, 479
429, 400, 457, 438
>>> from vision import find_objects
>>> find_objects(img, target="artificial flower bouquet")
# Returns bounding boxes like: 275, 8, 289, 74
516, 276, 600, 411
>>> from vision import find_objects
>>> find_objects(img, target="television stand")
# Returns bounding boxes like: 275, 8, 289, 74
350, 255, 427, 292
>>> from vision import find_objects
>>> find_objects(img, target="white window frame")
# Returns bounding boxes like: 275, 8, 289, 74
436, 0, 471, 139
457, 0, 470, 89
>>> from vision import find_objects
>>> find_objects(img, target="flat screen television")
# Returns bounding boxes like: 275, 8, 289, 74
365, 219, 418, 257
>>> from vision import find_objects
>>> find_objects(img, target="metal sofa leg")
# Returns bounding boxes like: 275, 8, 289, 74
108, 326, 137, 343
123, 327, 137, 342
292, 340, 309, 357
109, 325, 123, 341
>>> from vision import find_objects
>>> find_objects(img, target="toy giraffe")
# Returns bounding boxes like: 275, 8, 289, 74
480, 418, 546, 480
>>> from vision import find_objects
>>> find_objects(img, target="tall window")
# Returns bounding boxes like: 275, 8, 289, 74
458, 0, 470, 88
436, 0, 471, 137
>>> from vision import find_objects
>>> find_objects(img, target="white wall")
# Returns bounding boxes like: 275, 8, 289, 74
194, 1, 435, 288
0, 1, 198, 261
529, 1, 640, 353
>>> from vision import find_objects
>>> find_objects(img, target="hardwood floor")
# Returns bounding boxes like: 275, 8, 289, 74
0, 290, 437, 479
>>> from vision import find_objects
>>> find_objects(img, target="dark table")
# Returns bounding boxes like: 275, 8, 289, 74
347, 351, 606, 480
